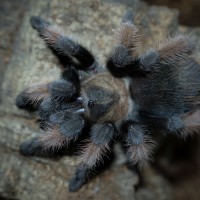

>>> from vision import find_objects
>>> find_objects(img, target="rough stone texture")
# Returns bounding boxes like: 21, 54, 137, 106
0, 0, 194, 199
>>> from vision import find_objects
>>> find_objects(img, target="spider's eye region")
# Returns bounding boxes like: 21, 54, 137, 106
88, 100, 95, 108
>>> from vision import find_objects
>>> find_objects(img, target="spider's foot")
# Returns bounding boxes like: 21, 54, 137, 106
16, 92, 37, 112
69, 166, 89, 192
30, 16, 50, 30
20, 138, 41, 156
68, 174, 86, 192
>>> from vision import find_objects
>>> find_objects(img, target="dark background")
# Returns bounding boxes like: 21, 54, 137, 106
145, 0, 200, 26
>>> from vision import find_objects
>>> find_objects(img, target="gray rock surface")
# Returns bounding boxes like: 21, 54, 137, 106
0, 0, 194, 199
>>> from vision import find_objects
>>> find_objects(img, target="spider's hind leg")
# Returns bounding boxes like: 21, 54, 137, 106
69, 123, 115, 192
30, 16, 98, 73
122, 121, 156, 167
19, 127, 67, 157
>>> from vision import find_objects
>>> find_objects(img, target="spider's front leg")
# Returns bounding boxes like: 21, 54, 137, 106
18, 66, 85, 155
69, 123, 115, 192
20, 113, 85, 156
16, 67, 80, 112
122, 121, 156, 167
106, 10, 143, 77
16, 82, 50, 112
30, 16, 98, 72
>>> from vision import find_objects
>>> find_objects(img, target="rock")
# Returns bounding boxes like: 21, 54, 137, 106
0, 0, 184, 199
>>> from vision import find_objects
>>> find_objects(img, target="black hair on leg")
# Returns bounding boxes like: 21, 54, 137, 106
30, 16, 98, 72
20, 110, 85, 155
47, 67, 80, 102
30, 16, 74, 68
38, 98, 56, 121
69, 164, 90, 192
122, 9, 135, 23
106, 10, 143, 77
59, 114, 85, 139
106, 46, 140, 77
38, 112, 85, 150
61, 67, 80, 89
16, 91, 39, 112
138, 49, 160, 73
48, 79, 78, 102
69, 123, 115, 192
20, 137, 46, 156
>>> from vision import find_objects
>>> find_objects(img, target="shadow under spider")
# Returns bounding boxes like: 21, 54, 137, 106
152, 133, 200, 183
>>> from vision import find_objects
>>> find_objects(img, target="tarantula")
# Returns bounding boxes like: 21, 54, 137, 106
16, 10, 200, 192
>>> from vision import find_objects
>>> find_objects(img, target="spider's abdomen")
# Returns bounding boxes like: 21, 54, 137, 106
130, 58, 200, 120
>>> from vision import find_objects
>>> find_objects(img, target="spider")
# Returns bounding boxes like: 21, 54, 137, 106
16, 10, 200, 192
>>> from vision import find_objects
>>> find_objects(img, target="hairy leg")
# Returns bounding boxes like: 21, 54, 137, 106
16, 82, 50, 111
30, 16, 98, 72
106, 10, 143, 77
49, 68, 80, 102
69, 123, 115, 192
16, 67, 81, 112
122, 121, 156, 167
20, 112, 85, 155
20, 126, 69, 156
138, 35, 194, 74
107, 10, 194, 78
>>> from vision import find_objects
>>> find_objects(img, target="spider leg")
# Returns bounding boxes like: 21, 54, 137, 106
20, 113, 85, 155
30, 16, 98, 72
20, 126, 68, 156
136, 34, 195, 74
154, 34, 194, 65
16, 82, 50, 111
106, 10, 143, 77
122, 121, 156, 167
107, 12, 194, 77
49, 68, 80, 102
69, 123, 115, 192
20, 136, 45, 156
16, 67, 81, 112
30, 16, 76, 68
106, 45, 140, 77
137, 34, 194, 74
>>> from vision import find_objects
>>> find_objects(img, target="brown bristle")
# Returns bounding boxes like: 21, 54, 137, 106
78, 142, 110, 168
127, 136, 156, 167
155, 34, 194, 64
42, 24, 66, 46
38, 126, 68, 150
25, 82, 50, 104
113, 23, 142, 51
